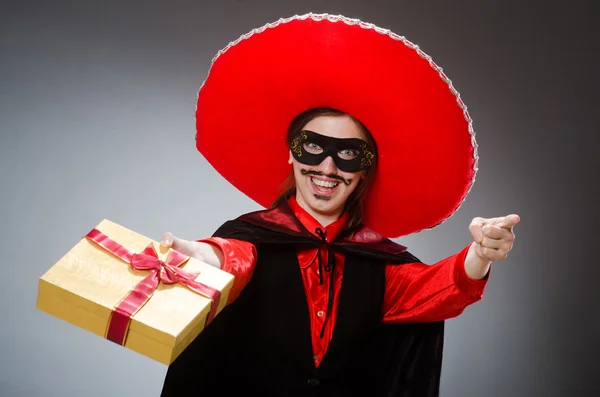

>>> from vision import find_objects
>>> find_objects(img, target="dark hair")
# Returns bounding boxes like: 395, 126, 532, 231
271, 108, 378, 230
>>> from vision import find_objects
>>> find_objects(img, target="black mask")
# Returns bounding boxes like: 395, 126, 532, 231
289, 130, 376, 173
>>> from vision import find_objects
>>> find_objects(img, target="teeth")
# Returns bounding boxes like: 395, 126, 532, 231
311, 178, 338, 188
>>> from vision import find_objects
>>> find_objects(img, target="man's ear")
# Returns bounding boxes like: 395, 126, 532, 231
288, 150, 293, 165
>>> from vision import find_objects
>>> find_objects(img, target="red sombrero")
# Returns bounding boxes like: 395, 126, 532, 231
195, 13, 478, 238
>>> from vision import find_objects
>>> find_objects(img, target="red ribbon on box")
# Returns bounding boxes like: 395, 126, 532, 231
84, 228, 221, 346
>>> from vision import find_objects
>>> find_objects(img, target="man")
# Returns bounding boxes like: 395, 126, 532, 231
159, 14, 519, 397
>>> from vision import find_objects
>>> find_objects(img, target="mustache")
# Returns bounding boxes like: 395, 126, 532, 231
300, 169, 352, 186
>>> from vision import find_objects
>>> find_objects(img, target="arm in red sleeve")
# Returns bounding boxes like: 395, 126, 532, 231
196, 237, 257, 305
382, 243, 490, 323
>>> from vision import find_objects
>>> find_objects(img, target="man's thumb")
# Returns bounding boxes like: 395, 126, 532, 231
160, 232, 200, 258
160, 232, 179, 249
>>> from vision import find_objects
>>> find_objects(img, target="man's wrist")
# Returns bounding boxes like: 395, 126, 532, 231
465, 242, 492, 280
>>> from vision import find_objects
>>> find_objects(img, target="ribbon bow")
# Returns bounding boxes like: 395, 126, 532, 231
85, 228, 221, 346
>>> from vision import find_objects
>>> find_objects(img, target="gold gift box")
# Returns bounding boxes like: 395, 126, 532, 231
36, 219, 234, 365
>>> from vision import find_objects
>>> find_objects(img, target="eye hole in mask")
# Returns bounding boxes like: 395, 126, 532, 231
290, 130, 376, 173
303, 142, 360, 160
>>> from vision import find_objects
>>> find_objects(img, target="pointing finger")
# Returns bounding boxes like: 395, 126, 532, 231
495, 214, 521, 229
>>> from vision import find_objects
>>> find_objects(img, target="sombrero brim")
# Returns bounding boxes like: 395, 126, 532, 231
195, 13, 478, 238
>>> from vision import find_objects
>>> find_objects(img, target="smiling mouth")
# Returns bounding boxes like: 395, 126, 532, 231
311, 177, 339, 188
310, 177, 339, 201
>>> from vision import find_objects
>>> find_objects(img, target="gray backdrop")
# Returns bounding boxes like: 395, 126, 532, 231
1, 1, 598, 396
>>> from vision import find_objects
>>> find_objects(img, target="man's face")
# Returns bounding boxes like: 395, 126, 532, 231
289, 115, 369, 220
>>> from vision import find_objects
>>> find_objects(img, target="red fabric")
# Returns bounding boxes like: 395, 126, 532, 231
195, 15, 477, 238
288, 197, 349, 366
201, 237, 257, 304
381, 243, 486, 322
200, 197, 489, 367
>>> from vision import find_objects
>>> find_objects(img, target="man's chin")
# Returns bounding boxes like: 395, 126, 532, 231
308, 196, 345, 214
313, 194, 332, 201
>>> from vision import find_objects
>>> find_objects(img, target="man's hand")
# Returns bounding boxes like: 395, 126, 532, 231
464, 214, 520, 280
160, 232, 224, 269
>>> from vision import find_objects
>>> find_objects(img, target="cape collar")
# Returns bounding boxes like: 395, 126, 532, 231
236, 197, 408, 255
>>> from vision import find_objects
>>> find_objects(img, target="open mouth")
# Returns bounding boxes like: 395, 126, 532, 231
311, 177, 339, 188
310, 177, 339, 198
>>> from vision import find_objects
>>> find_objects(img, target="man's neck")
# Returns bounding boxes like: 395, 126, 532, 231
294, 192, 343, 227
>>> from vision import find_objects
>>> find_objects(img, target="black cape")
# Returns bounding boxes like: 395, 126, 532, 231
161, 202, 445, 397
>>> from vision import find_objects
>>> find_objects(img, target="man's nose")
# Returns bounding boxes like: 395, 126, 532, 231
317, 156, 338, 174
